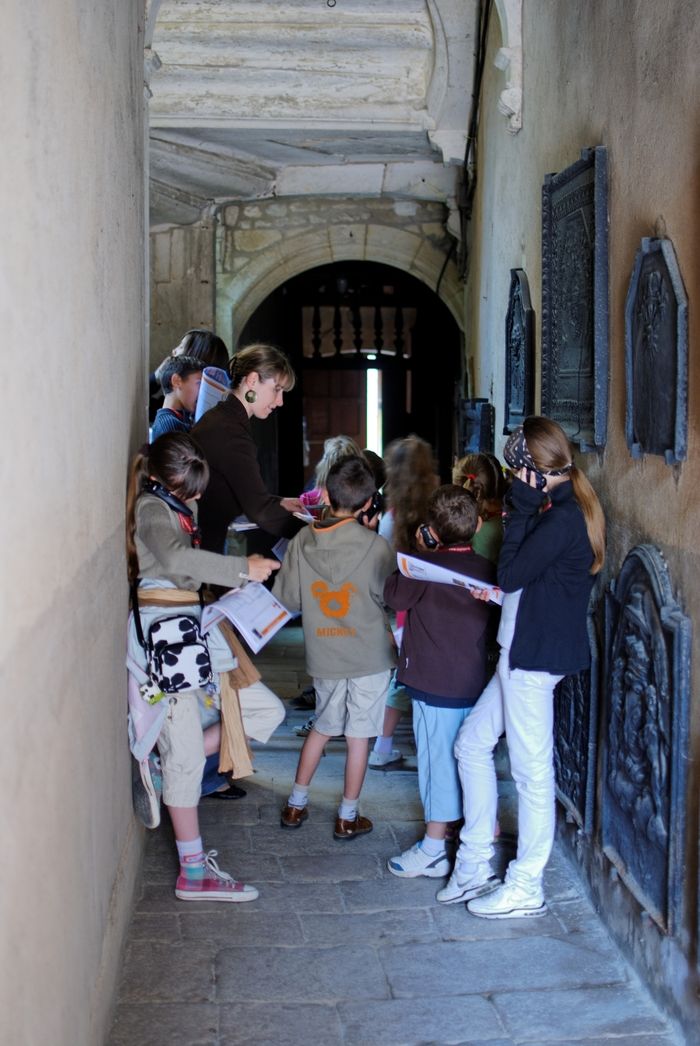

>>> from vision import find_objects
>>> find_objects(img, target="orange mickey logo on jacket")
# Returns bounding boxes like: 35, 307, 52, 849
310, 579, 357, 619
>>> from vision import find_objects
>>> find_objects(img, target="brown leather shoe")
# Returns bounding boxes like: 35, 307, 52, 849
280, 803, 309, 829
333, 813, 373, 840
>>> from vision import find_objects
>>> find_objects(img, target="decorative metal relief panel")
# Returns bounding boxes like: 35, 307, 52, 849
541, 147, 608, 450
503, 269, 535, 434
602, 545, 691, 934
554, 603, 600, 833
458, 398, 495, 454
624, 237, 688, 463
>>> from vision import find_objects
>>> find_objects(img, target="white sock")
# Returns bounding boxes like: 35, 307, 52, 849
288, 783, 309, 809
176, 836, 205, 877
421, 835, 445, 857
338, 796, 358, 820
373, 735, 393, 755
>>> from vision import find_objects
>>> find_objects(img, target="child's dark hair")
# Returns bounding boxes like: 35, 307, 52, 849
177, 328, 229, 371
362, 448, 387, 491
126, 433, 210, 583
325, 456, 376, 514
159, 355, 205, 395
427, 485, 479, 546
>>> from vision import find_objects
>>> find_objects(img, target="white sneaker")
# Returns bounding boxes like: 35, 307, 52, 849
387, 842, 450, 878
369, 747, 403, 768
467, 879, 547, 919
435, 864, 500, 904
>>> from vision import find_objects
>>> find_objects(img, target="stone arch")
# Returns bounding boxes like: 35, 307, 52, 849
216, 223, 464, 351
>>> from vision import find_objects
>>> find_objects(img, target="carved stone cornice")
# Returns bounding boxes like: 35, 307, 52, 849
494, 0, 523, 134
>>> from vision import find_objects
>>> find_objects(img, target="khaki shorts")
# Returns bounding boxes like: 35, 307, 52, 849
313, 670, 392, 738
158, 691, 206, 808
239, 680, 286, 743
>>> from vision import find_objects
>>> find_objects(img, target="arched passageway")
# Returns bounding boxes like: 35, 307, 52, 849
239, 261, 463, 495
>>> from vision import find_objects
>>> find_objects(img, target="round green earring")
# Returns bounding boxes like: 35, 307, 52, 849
244, 388, 257, 403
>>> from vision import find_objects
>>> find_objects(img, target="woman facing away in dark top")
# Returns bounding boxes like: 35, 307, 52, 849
191, 343, 304, 553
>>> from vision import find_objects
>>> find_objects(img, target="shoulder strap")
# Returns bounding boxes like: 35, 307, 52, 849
130, 581, 148, 653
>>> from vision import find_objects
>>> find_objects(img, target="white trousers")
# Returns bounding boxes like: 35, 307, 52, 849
453, 651, 562, 889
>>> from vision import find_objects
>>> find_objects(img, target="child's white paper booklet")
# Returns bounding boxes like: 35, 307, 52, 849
396, 553, 503, 606
201, 583, 293, 653
194, 366, 231, 422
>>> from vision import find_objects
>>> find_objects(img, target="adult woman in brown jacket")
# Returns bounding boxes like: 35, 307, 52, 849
192, 344, 303, 553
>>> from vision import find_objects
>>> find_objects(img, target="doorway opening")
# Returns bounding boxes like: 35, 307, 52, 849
239, 261, 463, 494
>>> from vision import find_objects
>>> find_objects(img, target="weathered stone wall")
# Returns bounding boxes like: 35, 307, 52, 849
466, 0, 699, 1033
149, 196, 462, 359
215, 195, 462, 348
150, 218, 216, 366
0, 3, 146, 1044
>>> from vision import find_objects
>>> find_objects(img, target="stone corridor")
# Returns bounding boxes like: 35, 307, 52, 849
108, 627, 681, 1046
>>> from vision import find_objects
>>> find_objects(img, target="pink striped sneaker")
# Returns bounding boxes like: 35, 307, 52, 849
175, 850, 258, 903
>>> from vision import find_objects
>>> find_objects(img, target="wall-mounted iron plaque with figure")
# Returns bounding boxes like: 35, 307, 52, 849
602, 545, 691, 935
554, 604, 600, 834
625, 237, 688, 464
541, 146, 608, 450
503, 268, 535, 435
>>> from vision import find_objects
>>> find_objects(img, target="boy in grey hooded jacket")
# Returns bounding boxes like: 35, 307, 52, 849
273, 456, 396, 839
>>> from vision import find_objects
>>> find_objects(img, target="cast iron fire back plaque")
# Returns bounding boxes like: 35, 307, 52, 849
554, 601, 600, 834
504, 268, 535, 435
602, 545, 691, 935
625, 237, 688, 463
541, 146, 608, 450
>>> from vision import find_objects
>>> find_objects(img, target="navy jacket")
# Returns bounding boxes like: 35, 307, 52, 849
499, 478, 595, 675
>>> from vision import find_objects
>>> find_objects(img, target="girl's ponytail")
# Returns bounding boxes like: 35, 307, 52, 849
524, 416, 606, 575
569, 466, 606, 574
125, 434, 210, 585
126, 448, 149, 585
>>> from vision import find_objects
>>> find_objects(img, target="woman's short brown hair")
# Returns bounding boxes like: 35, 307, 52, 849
229, 343, 296, 392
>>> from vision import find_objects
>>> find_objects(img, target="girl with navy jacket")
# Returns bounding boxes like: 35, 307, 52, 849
440, 416, 605, 919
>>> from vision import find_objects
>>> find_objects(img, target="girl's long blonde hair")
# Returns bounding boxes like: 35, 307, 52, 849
125, 434, 209, 584
384, 434, 437, 553
524, 416, 605, 574
313, 434, 364, 490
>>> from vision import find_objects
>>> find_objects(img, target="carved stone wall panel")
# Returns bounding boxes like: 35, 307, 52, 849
624, 237, 688, 464
541, 147, 608, 451
503, 268, 535, 435
602, 545, 691, 935
554, 606, 600, 833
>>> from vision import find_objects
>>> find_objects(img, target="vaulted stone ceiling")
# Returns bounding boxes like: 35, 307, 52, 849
147, 0, 478, 226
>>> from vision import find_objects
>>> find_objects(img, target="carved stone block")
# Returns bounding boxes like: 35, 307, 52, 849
554, 607, 599, 833
625, 237, 688, 464
602, 545, 691, 934
503, 268, 535, 435
541, 147, 608, 450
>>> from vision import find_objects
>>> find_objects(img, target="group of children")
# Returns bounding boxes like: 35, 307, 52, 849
128, 377, 605, 919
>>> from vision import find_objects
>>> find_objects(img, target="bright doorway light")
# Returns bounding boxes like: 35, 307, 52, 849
366, 369, 382, 456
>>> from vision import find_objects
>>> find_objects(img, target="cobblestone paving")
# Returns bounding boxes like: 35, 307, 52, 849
108, 628, 683, 1046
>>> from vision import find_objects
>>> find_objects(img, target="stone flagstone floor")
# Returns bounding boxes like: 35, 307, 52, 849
108, 627, 683, 1046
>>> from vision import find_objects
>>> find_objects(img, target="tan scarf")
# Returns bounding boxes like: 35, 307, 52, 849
134, 588, 256, 779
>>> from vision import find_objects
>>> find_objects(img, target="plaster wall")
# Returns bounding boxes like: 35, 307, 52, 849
0, 3, 146, 1044
466, 0, 699, 1031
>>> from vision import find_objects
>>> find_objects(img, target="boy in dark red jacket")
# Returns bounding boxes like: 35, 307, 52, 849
384, 485, 497, 881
